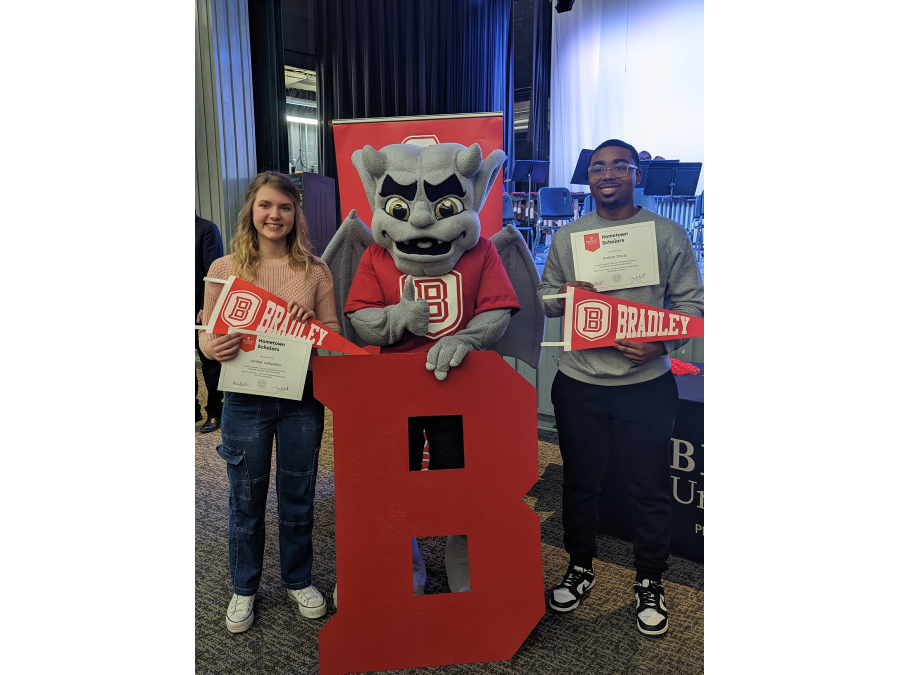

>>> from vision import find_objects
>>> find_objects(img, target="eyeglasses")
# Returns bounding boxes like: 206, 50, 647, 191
588, 164, 638, 178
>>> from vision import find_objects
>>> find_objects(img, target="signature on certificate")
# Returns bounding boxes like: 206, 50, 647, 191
627, 272, 646, 284
274, 385, 290, 393
232, 381, 249, 387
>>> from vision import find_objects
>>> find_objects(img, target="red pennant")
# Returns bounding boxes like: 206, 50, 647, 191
561, 287, 703, 351
582, 232, 601, 253
205, 276, 368, 355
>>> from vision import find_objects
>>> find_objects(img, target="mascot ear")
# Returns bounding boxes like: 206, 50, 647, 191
351, 145, 386, 212
361, 144, 387, 177
456, 143, 483, 178
467, 147, 507, 213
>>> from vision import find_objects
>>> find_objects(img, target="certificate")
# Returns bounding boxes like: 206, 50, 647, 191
218, 331, 314, 401
570, 221, 660, 292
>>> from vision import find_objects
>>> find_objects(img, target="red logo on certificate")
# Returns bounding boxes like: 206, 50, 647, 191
583, 233, 600, 253
239, 335, 257, 352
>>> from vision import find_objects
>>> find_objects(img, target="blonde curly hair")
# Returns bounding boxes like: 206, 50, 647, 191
229, 171, 320, 282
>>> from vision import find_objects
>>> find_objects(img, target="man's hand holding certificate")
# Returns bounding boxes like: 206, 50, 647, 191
570, 221, 660, 292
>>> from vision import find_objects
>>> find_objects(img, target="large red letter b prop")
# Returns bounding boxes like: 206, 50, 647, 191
315, 352, 545, 674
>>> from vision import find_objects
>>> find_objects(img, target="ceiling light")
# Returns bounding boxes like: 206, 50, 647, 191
286, 116, 318, 125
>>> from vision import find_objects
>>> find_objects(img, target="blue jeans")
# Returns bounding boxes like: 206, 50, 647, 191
216, 378, 324, 595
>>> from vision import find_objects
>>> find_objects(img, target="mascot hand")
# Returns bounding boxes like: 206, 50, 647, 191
426, 336, 474, 381
395, 276, 431, 337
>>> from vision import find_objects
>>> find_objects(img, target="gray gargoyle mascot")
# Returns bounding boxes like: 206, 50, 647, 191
323, 141, 544, 600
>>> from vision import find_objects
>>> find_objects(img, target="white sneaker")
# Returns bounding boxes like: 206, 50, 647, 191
634, 579, 668, 636
289, 585, 327, 619
225, 593, 255, 633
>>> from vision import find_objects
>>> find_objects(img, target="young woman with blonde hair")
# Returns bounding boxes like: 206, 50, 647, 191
198, 171, 340, 633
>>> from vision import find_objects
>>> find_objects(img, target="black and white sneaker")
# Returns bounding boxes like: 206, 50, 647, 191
549, 565, 595, 612
634, 579, 668, 636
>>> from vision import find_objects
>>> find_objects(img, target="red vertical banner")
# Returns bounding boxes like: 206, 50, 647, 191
332, 113, 505, 238
314, 351, 545, 674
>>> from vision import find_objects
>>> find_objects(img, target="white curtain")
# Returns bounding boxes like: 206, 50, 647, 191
549, 0, 704, 194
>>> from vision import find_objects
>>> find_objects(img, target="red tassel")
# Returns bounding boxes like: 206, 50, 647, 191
670, 357, 701, 376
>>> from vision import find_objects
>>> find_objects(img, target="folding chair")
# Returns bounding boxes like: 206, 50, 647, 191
532, 187, 575, 259
503, 193, 534, 249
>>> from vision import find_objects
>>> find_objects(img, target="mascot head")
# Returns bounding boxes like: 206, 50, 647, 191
351, 142, 506, 276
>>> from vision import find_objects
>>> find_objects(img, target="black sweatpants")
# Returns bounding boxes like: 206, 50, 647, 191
551, 369, 679, 581
195, 326, 223, 420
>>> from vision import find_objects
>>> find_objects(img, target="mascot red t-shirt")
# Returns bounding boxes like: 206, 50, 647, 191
344, 236, 521, 353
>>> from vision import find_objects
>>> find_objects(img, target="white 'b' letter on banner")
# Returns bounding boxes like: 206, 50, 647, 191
542, 287, 703, 352
574, 298, 613, 342
222, 290, 262, 328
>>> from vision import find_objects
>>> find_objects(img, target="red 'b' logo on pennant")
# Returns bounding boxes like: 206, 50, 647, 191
583, 233, 600, 253
574, 299, 612, 341
223, 290, 262, 328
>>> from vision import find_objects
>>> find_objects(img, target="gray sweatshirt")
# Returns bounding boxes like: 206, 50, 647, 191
537, 207, 704, 386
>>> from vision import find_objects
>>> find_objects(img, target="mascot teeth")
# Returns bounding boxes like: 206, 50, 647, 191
416, 241, 433, 249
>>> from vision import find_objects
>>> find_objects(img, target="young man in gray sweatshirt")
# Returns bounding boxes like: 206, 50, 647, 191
536, 139, 704, 636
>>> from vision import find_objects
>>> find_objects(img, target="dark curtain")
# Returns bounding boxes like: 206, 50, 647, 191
249, 0, 290, 174
503, 1, 515, 193
315, 0, 515, 221
529, 0, 552, 162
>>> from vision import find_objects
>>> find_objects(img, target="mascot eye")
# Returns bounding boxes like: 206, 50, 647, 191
434, 196, 464, 220
384, 197, 411, 221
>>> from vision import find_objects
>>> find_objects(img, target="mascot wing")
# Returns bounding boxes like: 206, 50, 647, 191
322, 209, 375, 347
490, 223, 545, 369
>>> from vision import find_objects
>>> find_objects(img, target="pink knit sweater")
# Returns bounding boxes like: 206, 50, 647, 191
198, 254, 340, 359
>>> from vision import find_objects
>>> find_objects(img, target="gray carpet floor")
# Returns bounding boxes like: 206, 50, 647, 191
196, 371, 704, 674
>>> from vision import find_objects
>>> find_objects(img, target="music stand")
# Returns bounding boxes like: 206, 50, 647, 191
511, 159, 550, 243
570, 149, 594, 185
570, 149, 595, 214
636, 160, 679, 189
642, 161, 703, 213
642, 162, 701, 196
671, 163, 702, 196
